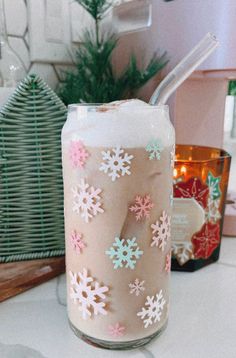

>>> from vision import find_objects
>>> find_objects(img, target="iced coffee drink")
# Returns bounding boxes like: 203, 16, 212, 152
62, 100, 175, 349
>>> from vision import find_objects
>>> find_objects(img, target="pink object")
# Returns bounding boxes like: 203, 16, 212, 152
108, 323, 125, 337
70, 231, 86, 254
174, 71, 231, 148
223, 191, 236, 237
165, 252, 171, 273
129, 195, 154, 221
69, 140, 89, 168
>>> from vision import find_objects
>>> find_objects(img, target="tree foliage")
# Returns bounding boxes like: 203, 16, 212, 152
58, 0, 168, 104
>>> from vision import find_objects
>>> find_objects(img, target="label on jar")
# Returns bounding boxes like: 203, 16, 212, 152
172, 198, 205, 242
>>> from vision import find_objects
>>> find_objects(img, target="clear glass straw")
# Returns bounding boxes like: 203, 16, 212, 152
149, 32, 219, 105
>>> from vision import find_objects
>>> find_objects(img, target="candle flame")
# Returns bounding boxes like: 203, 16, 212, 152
173, 168, 178, 178
180, 166, 187, 174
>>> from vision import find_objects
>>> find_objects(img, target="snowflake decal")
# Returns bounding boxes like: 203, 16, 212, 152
70, 268, 109, 320
170, 145, 175, 168
70, 230, 86, 254
129, 278, 145, 296
205, 198, 221, 223
129, 195, 154, 221
170, 189, 174, 207
206, 171, 221, 200
99, 146, 134, 182
192, 222, 220, 259
105, 237, 143, 269
69, 140, 89, 169
151, 211, 171, 251
72, 179, 104, 223
108, 323, 125, 337
137, 289, 166, 328
145, 139, 164, 160
174, 177, 209, 208
171, 242, 194, 265
165, 252, 171, 273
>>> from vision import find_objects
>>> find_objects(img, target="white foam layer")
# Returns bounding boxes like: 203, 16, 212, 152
62, 100, 175, 148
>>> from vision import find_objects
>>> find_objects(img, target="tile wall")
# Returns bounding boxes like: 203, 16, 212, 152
4, 0, 89, 89
4, 0, 143, 90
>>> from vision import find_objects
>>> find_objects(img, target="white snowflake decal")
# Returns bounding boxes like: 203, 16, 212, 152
129, 195, 154, 221
105, 237, 143, 269
171, 242, 194, 265
151, 211, 171, 251
145, 139, 164, 160
137, 289, 166, 328
169, 188, 174, 207
70, 268, 108, 320
205, 198, 221, 224
129, 278, 145, 296
99, 146, 134, 182
72, 179, 104, 223
170, 145, 175, 168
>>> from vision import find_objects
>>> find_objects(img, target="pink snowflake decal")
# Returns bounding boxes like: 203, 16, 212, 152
165, 252, 171, 273
70, 230, 86, 254
108, 323, 125, 337
69, 140, 89, 169
129, 195, 154, 221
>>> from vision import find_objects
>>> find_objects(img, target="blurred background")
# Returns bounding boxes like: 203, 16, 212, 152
1, 0, 236, 188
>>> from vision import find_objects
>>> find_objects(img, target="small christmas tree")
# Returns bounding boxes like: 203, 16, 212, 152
59, 0, 168, 104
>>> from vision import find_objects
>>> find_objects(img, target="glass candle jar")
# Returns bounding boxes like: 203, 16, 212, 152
62, 101, 175, 349
172, 144, 231, 271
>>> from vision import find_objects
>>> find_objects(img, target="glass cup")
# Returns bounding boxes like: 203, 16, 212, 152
172, 144, 231, 271
61, 102, 175, 349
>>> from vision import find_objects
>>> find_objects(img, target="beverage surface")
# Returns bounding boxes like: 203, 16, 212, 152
62, 99, 174, 148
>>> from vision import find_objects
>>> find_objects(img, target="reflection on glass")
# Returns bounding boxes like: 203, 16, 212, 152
113, 0, 152, 34
0, 0, 26, 87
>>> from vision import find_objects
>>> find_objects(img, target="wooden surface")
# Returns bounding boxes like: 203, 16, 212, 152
0, 257, 65, 302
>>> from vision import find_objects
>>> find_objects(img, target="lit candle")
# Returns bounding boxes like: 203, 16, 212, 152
172, 144, 231, 272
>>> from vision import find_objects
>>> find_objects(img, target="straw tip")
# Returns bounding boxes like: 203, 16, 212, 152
206, 32, 220, 46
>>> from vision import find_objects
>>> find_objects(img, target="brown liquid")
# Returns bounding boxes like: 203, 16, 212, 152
63, 146, 172, 342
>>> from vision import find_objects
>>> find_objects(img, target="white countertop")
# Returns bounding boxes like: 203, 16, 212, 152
0, 237, 236, 358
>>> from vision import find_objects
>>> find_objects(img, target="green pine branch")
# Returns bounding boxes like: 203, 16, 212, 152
58, 0, 169, 105
228, 80, 236, 96
76, 0, 113, 20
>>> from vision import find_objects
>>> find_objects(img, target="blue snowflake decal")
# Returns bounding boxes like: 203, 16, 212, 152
105, 237, 143, 269
145, 139, 164, 160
